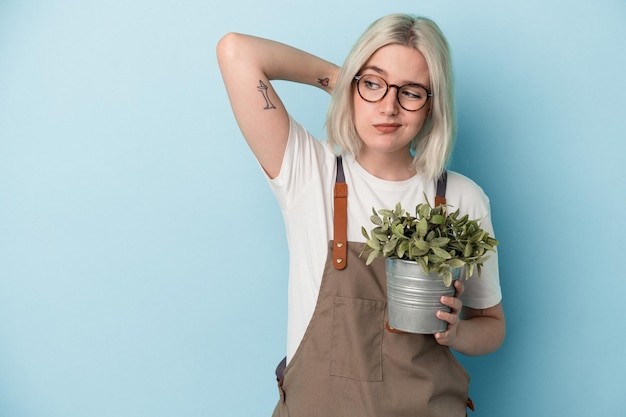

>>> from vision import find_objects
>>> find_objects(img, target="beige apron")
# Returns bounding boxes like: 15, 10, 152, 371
272, 159, 471, 417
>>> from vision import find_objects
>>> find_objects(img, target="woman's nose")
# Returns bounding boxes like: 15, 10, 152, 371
379, 87, 400, 115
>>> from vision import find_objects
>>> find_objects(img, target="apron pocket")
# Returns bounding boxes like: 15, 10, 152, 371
330, 296, 385, 381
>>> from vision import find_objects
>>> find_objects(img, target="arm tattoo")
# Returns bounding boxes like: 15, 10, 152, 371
257, 80, 276, 110
317, 77, 330, 87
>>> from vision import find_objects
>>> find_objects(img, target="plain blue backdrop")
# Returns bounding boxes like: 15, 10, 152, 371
1, 0, 625, 416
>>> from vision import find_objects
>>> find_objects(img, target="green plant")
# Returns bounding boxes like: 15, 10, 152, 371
361, 196, 499, 287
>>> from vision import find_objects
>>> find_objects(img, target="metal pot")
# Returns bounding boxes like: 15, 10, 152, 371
385, 258, 460, 334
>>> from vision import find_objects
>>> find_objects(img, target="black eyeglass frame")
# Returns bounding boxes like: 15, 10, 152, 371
353, 75, 433, 112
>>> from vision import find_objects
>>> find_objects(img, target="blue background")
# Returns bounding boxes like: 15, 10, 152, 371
1, 0, 625, 416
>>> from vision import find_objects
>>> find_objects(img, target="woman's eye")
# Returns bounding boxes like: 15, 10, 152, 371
364, 80, 381, 90
401, 88, 424, 100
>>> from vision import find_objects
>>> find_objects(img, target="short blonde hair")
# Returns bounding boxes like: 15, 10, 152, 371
326, 14, 455, 181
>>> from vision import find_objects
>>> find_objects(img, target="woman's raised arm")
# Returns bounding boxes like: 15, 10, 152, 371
217, 33, 338, 178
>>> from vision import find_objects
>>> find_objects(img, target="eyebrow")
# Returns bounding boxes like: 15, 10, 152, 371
361, 65, 385, 75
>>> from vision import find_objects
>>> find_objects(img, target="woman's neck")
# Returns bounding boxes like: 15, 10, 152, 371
355, 152, 416, 181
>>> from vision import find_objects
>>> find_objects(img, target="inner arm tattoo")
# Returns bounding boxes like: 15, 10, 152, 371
317, 77, 329, 87
257, 80, 276, 110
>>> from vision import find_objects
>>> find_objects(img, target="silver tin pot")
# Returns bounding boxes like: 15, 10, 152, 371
385, 258, 461, 334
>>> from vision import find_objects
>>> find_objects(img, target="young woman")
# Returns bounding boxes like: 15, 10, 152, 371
217, 13, 505, 417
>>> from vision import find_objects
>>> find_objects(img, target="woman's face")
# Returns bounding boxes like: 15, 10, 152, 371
353, 44, 431, 162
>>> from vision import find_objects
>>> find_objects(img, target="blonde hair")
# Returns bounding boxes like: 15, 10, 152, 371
326, 14, 455, 181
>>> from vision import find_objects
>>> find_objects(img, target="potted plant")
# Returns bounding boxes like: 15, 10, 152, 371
360, 195, 499, 333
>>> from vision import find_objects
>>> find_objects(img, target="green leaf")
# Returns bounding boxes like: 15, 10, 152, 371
431, 214, 446, 225
441, 270, 453, 287
486, 237, 499, 247
454, 214, 469, 227
378, 209, 394, 218
428, 254, 445, 264
394, 202, 404, 217
397, 241, 409, 259
392, 223, 405, 238
383, 239, 397, 255
416, 257, 429, 273
429, 237, 450, 248
361, 226, 370, 240
432, 204, 445, 215
409, 247, 429, 258
370, 214, 383, 226
417, 218, 428, 237
477, 242, 496, 251
476, 255, 491, 265
413, 238, 430, 251
470, 230, 486, 243
366, 249, 380, 265
431, 246, 452, 260
366, 239, 380, 250
467, 263, 475, 278
447, 259, 465, 269
418, 203, 430, 219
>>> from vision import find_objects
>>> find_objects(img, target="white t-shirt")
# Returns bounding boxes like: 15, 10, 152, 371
267, 116, 502, 363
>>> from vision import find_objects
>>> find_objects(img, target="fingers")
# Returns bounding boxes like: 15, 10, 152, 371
453, 278, 464, 298
434, 306, 460, 345
434, 280, 464, 346
436, 301, 460, 329
440, 282, 463, 317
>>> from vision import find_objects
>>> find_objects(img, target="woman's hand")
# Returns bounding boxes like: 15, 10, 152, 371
434, 279, 464, 347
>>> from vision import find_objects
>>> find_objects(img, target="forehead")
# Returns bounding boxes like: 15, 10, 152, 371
363, 44, 430, 85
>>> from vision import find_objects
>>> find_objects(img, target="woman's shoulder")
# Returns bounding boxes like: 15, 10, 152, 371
446, 170, 484, 192
445, 171, 491, 215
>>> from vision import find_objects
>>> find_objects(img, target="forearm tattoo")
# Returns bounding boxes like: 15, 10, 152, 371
318, 77, 330, 87
257, 80, 276, 110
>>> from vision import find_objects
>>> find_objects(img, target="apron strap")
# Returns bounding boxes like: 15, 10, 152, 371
333, 156, 348, 270
435, 171, 448, 207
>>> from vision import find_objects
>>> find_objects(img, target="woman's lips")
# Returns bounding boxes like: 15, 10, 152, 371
373, 123, 401, 133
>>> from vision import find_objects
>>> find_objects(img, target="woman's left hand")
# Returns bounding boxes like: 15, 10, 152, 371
434, 279, 464, 346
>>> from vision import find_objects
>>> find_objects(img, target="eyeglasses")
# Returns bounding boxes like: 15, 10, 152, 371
353, 74, 432, 112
